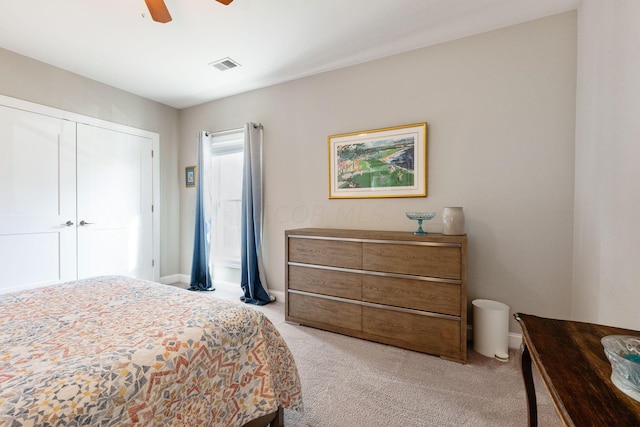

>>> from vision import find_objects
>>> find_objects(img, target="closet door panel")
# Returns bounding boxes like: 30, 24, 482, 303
76, 124, 153, 280
0, 106, 77, 291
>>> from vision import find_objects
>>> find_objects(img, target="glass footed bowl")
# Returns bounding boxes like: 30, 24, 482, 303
405, 212, 436, 221
601, 335, 640, 402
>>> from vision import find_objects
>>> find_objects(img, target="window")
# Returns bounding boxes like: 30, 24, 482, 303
209, 131, 244, 277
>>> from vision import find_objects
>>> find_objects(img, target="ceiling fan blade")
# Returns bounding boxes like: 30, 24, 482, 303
145, 0, 172, 23
216, 0, 234, 5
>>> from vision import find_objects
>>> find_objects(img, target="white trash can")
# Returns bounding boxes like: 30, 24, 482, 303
472, 299, 510, 361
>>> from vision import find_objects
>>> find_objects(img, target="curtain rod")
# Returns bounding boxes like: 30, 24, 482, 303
206, 127, 243, 137
205, 123, 263, 137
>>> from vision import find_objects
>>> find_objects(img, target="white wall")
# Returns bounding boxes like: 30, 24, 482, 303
179, 12, 578, 332
573, 0, 640, 329
0, 48, 181, 278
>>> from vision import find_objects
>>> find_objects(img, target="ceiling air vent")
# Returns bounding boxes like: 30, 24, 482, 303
209, 57, 241, 71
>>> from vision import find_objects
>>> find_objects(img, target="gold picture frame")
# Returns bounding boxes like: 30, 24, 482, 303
328, 122, 427, 199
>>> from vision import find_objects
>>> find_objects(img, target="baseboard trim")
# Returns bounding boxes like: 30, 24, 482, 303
508, 332, 523, 349
467, 325, 523, 349
160, 274, 285, 302
213, 280, 285, 302
270, 290, 285, 302
159, 274, 189, 285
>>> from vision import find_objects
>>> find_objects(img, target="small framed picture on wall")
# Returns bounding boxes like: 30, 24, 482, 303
185, 166, 196, 188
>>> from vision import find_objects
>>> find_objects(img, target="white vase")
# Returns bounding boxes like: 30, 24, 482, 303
442, 207, 465, 235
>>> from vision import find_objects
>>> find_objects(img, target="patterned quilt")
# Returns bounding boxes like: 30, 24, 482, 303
0, 276, 303, 426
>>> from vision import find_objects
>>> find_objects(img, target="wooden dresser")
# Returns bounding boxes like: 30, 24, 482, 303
285, 228, 467, 363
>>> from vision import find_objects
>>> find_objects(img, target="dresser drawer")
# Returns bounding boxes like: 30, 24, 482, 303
363, 242, 461, 279
288, 237, 362, 269
285, 228, 467, 363
288, 265, 362, 300
363, 306, 461, 359
362, 274, 460, 316
288, 292, 362, 331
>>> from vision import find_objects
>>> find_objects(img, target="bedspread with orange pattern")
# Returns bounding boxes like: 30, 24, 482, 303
0, 276, 302, 426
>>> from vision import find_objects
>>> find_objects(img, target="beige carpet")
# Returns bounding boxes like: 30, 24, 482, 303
174, 283, 562, 426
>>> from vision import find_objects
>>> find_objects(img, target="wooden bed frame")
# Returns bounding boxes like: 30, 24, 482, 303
243, 407, 284, 427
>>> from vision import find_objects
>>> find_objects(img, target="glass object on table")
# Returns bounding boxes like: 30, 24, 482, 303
405, 212, 436, 235
602, 335, 640, 402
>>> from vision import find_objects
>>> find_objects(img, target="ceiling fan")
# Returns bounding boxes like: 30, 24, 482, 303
144, 0, 233, 23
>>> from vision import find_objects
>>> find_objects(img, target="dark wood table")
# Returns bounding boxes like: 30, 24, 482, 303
515, 313, 640, 426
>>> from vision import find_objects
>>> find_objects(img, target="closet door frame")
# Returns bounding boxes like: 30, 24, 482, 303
0, 94, 160, 288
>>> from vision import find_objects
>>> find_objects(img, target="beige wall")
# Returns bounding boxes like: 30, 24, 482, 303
4, 4, 636, 334
179, 12, 578, 332
0, 11, 581, 335
0, 48, 181, 277
573, 0, 640, 330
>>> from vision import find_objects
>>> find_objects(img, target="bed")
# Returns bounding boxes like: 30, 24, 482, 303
0, 276, 303, 426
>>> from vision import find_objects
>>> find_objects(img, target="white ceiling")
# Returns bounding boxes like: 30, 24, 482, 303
0, 0, 579, 109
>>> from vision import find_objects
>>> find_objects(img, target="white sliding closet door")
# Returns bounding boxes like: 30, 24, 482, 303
76, 124, 154, 280
0, 105, 77, 291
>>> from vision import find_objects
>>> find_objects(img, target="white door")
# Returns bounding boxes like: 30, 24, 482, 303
76, 124, 154, 280
0, 105, 77, 292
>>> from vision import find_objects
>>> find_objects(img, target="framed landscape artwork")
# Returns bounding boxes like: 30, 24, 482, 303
328, 122, 427, 199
